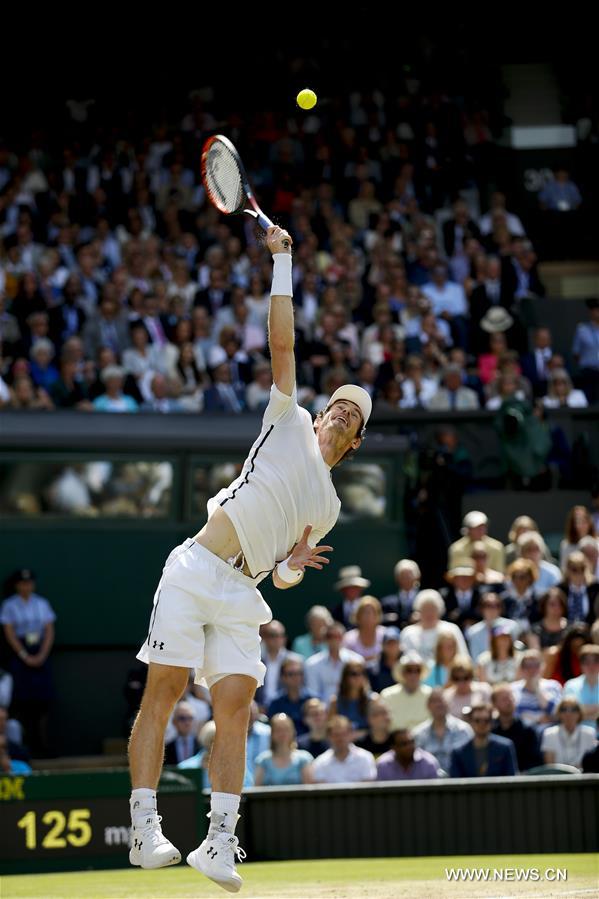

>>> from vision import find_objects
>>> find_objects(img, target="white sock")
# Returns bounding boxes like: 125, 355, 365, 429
130, 788, 157, 826
208, 792, 240, 836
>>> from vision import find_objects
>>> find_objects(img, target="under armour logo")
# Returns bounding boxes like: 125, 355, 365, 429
152, 640, 165, 650
207, 846, 218, 859
133, 838, 143, 850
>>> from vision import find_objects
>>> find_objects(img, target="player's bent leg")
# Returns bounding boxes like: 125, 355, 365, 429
128, 662, 189, 870
187, 673, 256, 893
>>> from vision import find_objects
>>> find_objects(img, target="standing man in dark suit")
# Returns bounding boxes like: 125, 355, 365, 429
491, 684, 542, 772
194, 269, 231, 317
82, 294, 130, 360
442, 199, 481, 258
520, 327, 554, 398
449, 702, 517, 777
164, 701, 201, 765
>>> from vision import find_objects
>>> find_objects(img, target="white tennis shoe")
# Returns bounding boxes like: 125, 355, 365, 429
187, 832, 247, 893
129, 814, 181, 869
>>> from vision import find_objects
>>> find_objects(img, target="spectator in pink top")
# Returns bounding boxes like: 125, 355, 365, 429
342, 596, 386, 669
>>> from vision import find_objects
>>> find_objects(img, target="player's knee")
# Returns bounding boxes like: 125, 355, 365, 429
211, 675, 255, 725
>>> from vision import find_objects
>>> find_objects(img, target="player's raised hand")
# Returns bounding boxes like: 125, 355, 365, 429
266, 226, 292, 255
288, 525, 333, 572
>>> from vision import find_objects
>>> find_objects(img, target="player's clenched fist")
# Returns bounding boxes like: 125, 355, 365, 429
266, 226, 292, 255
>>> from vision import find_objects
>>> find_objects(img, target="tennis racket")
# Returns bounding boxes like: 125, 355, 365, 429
201, 134, 290, 248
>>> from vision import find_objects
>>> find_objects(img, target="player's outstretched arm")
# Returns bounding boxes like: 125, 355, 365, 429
272, 525, 333, 590
267, 226, 295, 397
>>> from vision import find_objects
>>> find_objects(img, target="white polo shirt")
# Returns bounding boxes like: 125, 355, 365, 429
541, 724, 597, 768
208, 385, 340, 582
312, 744, 377, 784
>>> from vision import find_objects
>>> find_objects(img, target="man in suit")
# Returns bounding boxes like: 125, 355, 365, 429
142, 294, 169, 349
502, 240, 546, 301
441, 565, 482, 628
203, 360, 246, 413
254, 620, 290, 710
164, 701, 201, 765
491, 684, 542, 772
194, 268, 231, 316
442, 199, 481, 258
450, 702, 517, 777
82, 294, 130, 360
380, 560, 421, 627
331, 566, 371, 628
520, 327, 554, 398
48, 292, 86, 351
428, 364, 480, 411
469, 256, 517, 354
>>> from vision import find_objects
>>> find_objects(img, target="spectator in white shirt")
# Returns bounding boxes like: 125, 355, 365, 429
466, 593, 520, 661
400, 590, 468, 664
311, 715, 377, 784
422, 263, 468, 349
542, 369, 588, 409
427, 364, 480, 411
305, 622, 363, 703
400, 355, 438, 409
478, 192, 525, 237
541, 698, 596, 768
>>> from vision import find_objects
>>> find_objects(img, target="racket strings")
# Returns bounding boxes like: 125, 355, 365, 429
204, 142, 245, 213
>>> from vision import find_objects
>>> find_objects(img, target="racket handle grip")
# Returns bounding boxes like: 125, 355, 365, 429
256, 211, 290, 249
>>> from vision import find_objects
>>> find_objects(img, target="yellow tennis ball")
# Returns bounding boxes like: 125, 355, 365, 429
297, 88, 317, 110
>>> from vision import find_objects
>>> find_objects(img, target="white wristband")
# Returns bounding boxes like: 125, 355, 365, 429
270, 253, 293, 297
276, 556, 303, 584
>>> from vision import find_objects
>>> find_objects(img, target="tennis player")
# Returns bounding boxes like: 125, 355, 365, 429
128, 226, 372, 892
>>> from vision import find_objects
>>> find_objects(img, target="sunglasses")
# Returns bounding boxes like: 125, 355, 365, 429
285, 670, 303, 677
404, 666, 422, 674
176, 715, 193, 722
347, 670, 364, 677
472, 717, 492, 725
453, 674, 472, 682
568, 567, 585, 573
560, 706, 579, 712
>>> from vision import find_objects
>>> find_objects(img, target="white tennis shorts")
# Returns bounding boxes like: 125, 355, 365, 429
137, 538, 272, 688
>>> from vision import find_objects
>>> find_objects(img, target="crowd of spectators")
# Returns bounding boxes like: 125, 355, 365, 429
2, 497, 598, 781
115, 500, 599, 785
1, 83, 597, 425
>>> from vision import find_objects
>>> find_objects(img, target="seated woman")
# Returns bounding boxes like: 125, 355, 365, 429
329, 660, 376, 740
476, 626, 520, 684
542, 369, 588, 409
544, 624, 590, 685
254, 714, 313, 786
541, 698, 597, 769
516, 531, 561, 592
502, 559, 540, 631
292, 605, 333, 660
530, 587, 569, 651
342, 596, 386, 669
443, 656, 492, 720
423, 630, 459, 688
